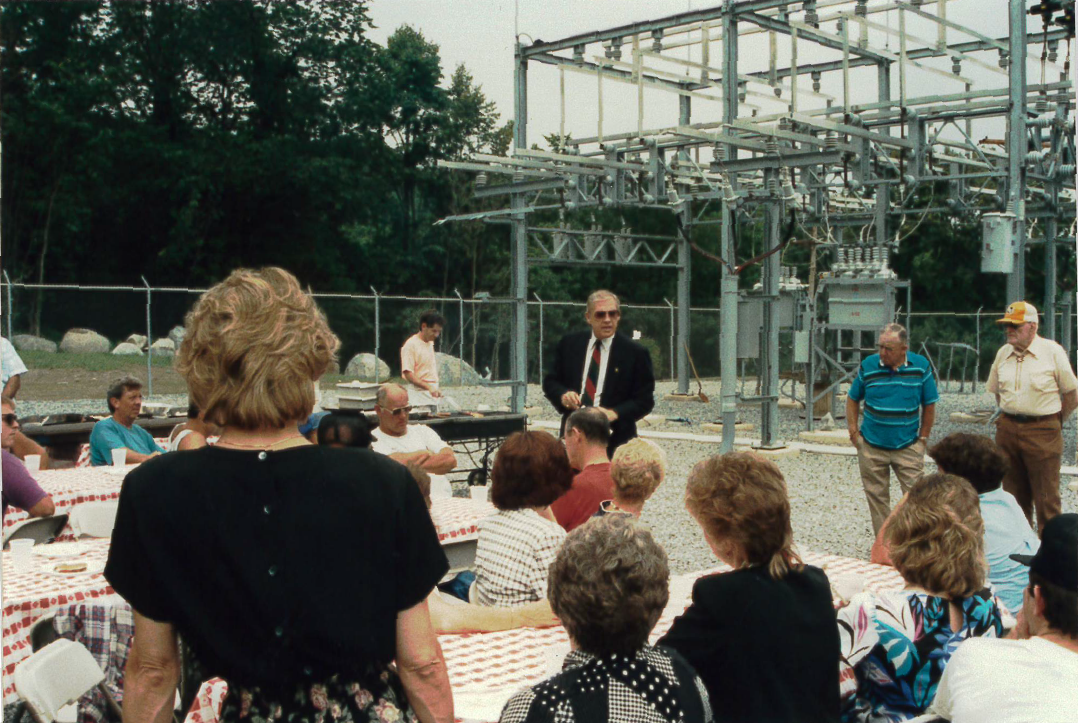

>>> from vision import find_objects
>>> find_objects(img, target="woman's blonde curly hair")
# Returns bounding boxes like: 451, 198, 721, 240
175, 267, 339, 430
685, 451, 803, 579
887, 472, 987, 600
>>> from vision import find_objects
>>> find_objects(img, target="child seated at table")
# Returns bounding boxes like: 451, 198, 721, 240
466, 430, 573, 607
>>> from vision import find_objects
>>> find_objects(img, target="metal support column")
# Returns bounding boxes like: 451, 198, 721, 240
510, 45, 529, 413
1044, 213, 1058, 341
875, 61, 892, 249
719, 6, 740, 453
758, 178, 783, 448
676, 93, 692, 395
1005, 0, 1027, 302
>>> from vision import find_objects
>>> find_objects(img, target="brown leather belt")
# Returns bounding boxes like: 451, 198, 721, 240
1002, 412, 1057, 423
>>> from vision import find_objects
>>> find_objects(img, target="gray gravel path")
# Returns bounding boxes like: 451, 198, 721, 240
17, 380, 1077, 575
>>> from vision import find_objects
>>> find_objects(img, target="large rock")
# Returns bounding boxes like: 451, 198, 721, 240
344, 353, 390, 382
124, 334, 148, 350
436, 353, 482, 386
112, 342, 143, 356
150, 338, 175, 357
59, 328, 110, 354
12, 334, 57, 353
168, 325, 186, 347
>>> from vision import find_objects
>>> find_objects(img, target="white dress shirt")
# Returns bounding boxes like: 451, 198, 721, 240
578, 334, 613, 407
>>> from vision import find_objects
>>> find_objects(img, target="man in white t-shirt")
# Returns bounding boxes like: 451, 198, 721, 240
930, 513, 1078, 723
371, 383, 456, 498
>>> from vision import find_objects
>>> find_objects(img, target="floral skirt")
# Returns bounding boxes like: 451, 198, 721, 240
219, 667, 417, 723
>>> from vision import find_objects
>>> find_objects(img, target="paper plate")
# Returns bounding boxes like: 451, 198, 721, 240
32, 542, 88, 559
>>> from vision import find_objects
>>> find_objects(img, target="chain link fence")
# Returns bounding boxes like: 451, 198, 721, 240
2, 278, 1074, 394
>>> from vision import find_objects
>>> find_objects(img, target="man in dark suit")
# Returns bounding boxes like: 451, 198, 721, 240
542, 290, 656, 457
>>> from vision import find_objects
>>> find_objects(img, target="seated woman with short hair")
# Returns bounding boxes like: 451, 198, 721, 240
596, 437, 667, 519
839, 472, 1005, 722
472, 430, 574, 607
166, 404, 220, 452
500, 515, 713, 723
658, 452, 840, 723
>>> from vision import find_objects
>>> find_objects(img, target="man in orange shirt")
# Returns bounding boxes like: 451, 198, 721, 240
401, 309, 445, 398
551, 407, 614, 532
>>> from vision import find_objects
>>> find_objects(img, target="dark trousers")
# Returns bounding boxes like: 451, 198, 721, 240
995, 415, 1063, 533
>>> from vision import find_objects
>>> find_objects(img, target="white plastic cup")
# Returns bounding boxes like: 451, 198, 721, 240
111, 448, 127, 467
9, 539, 36, 572
23, 455, 41, 473
469, 485, 489, 502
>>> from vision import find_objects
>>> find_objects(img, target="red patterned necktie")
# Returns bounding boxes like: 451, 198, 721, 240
581, 341, 602, 407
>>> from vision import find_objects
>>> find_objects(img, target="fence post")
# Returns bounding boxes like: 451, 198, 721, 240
664, 298, 675, 381
2, 270, 12, 340
534, 293, 545, 381
454, 289, 464, 386
142, 276, 152, 398
370, 287, 380, 383
974, 306, 982, 394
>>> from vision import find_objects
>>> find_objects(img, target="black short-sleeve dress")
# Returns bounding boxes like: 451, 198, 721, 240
105, 445, 449, 722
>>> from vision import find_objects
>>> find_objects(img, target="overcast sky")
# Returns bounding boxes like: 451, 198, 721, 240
367, 1, 1068, 146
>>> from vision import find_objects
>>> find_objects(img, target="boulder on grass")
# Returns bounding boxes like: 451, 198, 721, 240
168, 325, 186, 347
12, 334, 57, 353
150, 338, 175, 357
124, 334, 148, 350
112, 342, 143, 356
59, 329, 110, 354
344, 353, 390, 382
436, 353, 482, 386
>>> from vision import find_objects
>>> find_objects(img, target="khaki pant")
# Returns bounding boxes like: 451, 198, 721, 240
995, 415, 1063, 533
856, 438, 926, 535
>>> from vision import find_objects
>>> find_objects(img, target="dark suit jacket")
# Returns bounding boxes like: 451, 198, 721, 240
657, 565, 840, 723
542, 330, 655, 454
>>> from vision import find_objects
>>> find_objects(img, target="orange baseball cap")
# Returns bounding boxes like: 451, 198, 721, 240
996, 301, 1038, 325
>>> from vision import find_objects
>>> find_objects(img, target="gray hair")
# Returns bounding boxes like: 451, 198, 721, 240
586, 289, 620, 314
549, 515, 669, 657
566, 407, 611, 445
376, 382, 407, 406
878, 323, 908, 345
106, 375, 143, 413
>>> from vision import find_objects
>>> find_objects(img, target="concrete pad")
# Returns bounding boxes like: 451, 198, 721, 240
1063, 465, 1078, 478
796, 442, 858, 457
747, 445, 801, 460
701, 422, 754, 434
664, 393, 708, 403
950, 412, 991, 424
637, 414, 667, 428
778, 398, 804, 409
798, 430, 854, 447
1069, 479, 1078, 493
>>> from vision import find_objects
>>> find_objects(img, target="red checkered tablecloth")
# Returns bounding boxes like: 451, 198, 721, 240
3, 467, 125, 533
430, 497, 495, 543
1, 538, 115, 704
183, 550, 904, 723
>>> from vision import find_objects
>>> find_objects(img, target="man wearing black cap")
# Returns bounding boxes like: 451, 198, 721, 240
930, 513, 1078, 722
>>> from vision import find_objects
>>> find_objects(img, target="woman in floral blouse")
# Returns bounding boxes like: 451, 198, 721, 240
837, 472, 1005, 722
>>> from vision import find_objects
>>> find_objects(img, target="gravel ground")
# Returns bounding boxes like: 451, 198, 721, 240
18, 380, 1077, 575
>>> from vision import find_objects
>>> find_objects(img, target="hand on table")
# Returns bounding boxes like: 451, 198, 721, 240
561, 391, 581, 411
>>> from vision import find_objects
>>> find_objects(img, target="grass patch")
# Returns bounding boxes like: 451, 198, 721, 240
21, 351, 177, 371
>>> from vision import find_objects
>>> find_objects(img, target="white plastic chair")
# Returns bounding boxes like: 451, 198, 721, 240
13, 638, 120, 723
68, 501, 119, 539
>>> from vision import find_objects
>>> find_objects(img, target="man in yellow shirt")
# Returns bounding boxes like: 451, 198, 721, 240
987, 302, 1078, 532
401, 309, 445, 398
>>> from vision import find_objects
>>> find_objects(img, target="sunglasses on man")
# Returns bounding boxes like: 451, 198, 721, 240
379, 405, 412, 416
591, 310, 621, 320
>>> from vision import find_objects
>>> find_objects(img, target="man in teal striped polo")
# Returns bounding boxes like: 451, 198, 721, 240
846, 323, 939, 535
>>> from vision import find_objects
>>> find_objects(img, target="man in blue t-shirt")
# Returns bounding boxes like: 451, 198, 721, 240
89, 375, 164, 466
846, 323, 939, 535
